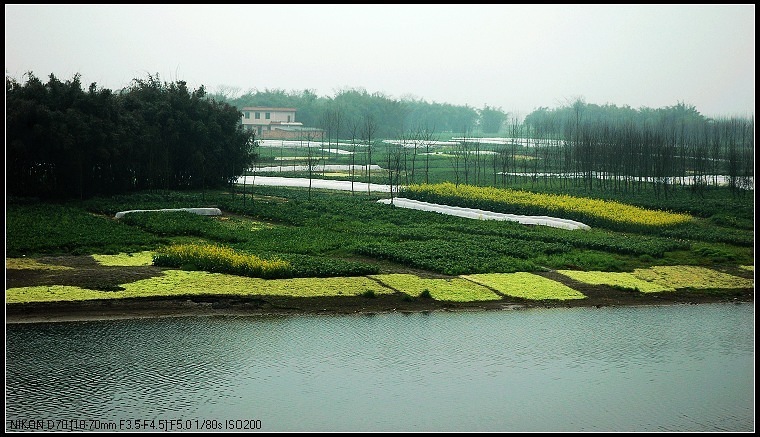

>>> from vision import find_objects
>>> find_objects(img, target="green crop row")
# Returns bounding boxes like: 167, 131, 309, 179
356, 240, 538, 275
6, 203, 162, 257
120, 211, 248, 242
7, 186, 752, 278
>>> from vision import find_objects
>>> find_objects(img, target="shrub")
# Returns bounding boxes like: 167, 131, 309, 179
153, 243, 292, 279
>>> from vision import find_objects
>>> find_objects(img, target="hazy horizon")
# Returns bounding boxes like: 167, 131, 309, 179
5, 4, 755, 119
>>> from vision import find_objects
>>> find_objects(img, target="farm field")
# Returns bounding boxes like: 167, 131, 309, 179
6, 181, 753, 321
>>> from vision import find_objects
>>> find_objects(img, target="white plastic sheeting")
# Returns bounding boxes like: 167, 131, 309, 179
320, 148, 354, 155
498, 172, 753, 189
378, 198, 590, 230
234, 176, 590, 230
383, 139, 460, 147
115, 208, 222, 219
236, 176, 392, 192
252, 164, 383, 173
258, 140, 370, 148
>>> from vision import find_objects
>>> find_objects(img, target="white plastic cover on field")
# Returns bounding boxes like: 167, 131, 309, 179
378, 198, 590, 230
235, 176, 589, 230
236, 176, 392, 192
115, 208, 222, 219
252, 164, 383, 173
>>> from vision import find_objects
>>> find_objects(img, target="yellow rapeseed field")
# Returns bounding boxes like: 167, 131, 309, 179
406, 182, 693, 227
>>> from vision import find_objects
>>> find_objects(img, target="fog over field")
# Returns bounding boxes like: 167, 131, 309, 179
5, 4, 755, 118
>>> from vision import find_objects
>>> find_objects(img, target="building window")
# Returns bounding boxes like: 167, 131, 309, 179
265, 112, 271, 120
287, 115, 291, 122
245, 111, 250, 119
255, 112, 261, 119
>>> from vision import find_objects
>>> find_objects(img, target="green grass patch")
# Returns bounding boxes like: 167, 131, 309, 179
215, 216, 275, 232
657, 220, 753, 247
370, 273, 501, 302
689, 243, 742, 264
535, 250, 627, 272
5, 258, 75, 271
632, 265, 754, 289
259, 253, 380, 277
120, 271, 394, 298
6, 203, 162, 256
92, 251, 155, 267
556, 270, 675, 293
709, 213, 754, 230
6, 285, 107, 303
463, 272, 586, 301
119, 211, 249, 242
6, 271, 396, 303
739, 265, 754, 272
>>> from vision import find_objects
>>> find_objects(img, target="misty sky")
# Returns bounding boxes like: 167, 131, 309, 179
5, 4, 755, 118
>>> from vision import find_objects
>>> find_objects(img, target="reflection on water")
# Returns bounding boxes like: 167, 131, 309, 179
6, 303, 754, 432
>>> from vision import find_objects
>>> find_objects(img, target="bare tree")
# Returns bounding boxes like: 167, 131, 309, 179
304, 132, 320, 200
213, 84, 242, 101
491, 146, 499, 186
386, 142, 404, 205
319, 111, 333, 177
691, 122, 709, 198
349, 117, 360, 194
361, 113, 378, 195
725, 117, 740, 195
473, 139, 481, 185
449, 141, 463, 187
498, 144, 510, 187
395, 128, 417, 187
460, 129, 471, 185
403, 130, 414, 186
241, 129, 259, 207
709, 121, 722, 187
739, 116, 754, 196
420, 125, 436, 184
509, 116, 521, 185
333, 106, 343, 159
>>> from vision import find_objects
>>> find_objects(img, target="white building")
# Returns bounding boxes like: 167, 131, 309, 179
240, 107, 323, 139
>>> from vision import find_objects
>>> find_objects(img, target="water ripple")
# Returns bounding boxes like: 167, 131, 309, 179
6, 304, 753, 432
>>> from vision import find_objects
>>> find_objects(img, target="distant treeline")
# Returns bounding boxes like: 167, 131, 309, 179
221, 87, 753, 198
7, 72, 754, 200
517, 99, 754, 197
209, 87, 509, 137
6, 73, 255, 199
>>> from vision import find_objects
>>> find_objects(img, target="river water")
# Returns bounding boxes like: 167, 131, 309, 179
5, 303, 754, 432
